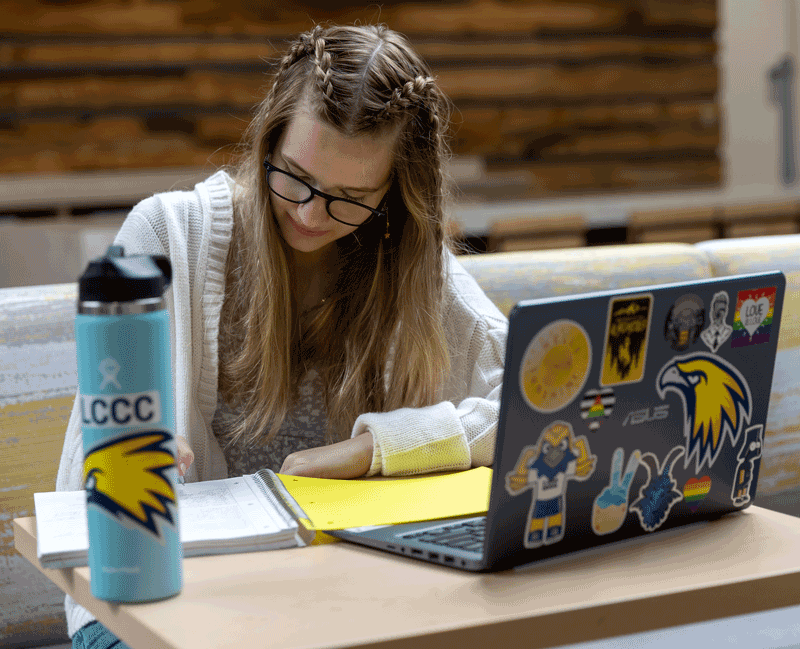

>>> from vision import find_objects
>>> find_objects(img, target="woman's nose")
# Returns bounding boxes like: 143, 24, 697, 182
296, 195, 328, 226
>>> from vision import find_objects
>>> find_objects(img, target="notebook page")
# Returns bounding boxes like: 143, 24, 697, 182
176, 477, 290, 543
35, 478, 293, 564
34, 490, 88, 558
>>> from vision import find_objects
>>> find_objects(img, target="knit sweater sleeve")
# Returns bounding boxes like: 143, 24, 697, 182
352, 252, 508, 476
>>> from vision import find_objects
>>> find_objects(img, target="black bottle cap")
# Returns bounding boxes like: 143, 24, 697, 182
78, 245, 173, 303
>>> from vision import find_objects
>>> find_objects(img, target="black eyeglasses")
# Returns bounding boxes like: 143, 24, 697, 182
263, 159, 388, 227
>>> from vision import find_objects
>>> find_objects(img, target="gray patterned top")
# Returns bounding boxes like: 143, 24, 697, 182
211, 369, 329, 477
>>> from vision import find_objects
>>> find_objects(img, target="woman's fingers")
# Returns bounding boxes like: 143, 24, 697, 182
280, 434, 374, 479
175, 435, 195, 477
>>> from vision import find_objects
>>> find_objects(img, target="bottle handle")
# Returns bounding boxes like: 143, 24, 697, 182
151, 255, 173, 289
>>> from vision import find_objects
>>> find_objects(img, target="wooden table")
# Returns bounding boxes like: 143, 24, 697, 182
14, 507, 800, 649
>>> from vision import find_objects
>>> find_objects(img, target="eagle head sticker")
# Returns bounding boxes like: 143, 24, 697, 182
83, 431, 177, 538
656, 352, 752, 472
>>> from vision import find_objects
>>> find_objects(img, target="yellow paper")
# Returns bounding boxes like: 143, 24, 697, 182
277, 467, 492, 530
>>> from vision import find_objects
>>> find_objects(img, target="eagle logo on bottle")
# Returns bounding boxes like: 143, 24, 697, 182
83, 431, 177, 539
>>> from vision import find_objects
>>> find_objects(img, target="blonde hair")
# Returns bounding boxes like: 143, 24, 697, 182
218, 24, 455, 448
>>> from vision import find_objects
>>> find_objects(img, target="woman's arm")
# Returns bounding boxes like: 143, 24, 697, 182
281, 255, 508, 478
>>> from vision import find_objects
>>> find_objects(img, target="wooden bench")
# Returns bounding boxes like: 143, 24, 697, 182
626, 205, 720, 244
487, 213, 586, 252
720, 199, 799, 238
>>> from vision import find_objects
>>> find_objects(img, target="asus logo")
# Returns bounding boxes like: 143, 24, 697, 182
622, 405, 669, 426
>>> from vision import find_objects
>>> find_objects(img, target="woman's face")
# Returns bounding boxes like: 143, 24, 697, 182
270, 109, 396, 264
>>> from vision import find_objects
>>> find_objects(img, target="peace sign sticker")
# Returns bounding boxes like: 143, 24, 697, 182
591, 447, 640, 536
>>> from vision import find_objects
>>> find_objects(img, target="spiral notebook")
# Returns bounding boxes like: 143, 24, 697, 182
33, 467, 492, 568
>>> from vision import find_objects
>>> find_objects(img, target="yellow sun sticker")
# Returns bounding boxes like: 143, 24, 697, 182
520, 319, 592, 413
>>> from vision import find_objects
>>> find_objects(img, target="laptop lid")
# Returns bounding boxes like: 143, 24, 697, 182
483, 270, 785, 571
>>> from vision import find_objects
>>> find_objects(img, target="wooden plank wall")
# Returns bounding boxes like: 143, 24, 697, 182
0, 0, 719, 199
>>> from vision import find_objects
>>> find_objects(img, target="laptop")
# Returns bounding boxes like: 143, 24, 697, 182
330, 271, 786, 572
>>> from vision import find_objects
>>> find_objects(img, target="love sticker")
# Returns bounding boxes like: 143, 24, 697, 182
741, 297, 770, 337
732, 287, 776, 348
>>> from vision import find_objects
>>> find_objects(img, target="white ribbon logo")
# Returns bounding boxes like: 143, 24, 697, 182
98, 357, 122, 390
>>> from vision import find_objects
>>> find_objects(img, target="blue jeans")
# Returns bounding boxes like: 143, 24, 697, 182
72, 621, 133, 649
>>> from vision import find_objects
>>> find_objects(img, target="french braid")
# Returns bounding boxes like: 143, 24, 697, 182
262, 28, 322, 113
311, 29, 335, 101
377, 75, 447, 193
378, 75, 435, 119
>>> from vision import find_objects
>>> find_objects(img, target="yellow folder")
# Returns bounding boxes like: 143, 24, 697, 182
277, 467, 492, 530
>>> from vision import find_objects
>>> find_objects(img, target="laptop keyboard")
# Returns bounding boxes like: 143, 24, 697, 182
399, 517, 486, 552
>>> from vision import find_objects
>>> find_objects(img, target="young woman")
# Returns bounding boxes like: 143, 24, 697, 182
58, 23, 507, 646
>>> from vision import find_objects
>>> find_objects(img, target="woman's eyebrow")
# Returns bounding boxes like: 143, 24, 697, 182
282, 154, 384, 193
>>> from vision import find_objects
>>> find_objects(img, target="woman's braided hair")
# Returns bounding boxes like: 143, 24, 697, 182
264, 25, 448, 172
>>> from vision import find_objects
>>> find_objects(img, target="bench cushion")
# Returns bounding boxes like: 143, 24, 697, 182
458, 243, 713, 316
0, 283, 77, 647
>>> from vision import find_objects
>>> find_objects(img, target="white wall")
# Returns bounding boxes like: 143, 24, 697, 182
455, 0, 800, 234
721, 0, 798, 195
0, 215, 125, 288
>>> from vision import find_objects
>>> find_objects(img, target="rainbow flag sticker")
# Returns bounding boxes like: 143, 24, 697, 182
683, 476, 712, 512
732, 287, 776, 348
580, 388, 615, 431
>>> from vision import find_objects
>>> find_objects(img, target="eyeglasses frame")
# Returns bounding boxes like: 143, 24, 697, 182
263, 158, 388, 227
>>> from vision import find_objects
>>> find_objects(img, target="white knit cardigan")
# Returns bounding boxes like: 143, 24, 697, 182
56, 170, 508, 636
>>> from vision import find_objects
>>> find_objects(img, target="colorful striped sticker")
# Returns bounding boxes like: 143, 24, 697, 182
580, 388, 615, 431
731, 287, 776, 348
683, 476, 712, 512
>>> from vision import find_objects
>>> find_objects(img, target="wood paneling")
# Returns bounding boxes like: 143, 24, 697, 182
625, 200, 800, 244
489, 213, 586, 251
721, 200, 800, 239
0, 0, 720, 200
0, 0, 634, 35
627, 205, 719, 243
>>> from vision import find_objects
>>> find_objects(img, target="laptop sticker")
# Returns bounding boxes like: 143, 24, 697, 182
656, 352, 752, 472
580, 387, 615, 431
664, 293, 705, 352
732, 424, 764, 506
731, 287, 776, 348
592, 447, 640, 535
700, 291, 733, 353
505, 421, 597, 549
682, 476, 711, 513
519, 319, 592, 413
630, 446, 685, 532
600, 294, 652, 387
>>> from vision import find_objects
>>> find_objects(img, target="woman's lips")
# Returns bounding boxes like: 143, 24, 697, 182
289, 218, 329, 238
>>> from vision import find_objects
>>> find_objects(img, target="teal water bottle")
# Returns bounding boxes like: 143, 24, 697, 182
75, 245, 182, 602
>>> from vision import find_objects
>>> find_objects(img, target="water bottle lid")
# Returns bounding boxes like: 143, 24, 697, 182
79, 245, 173, 303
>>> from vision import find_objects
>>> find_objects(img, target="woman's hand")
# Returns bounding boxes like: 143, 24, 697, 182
280, 433, 374, 479
175, 435, 194, 479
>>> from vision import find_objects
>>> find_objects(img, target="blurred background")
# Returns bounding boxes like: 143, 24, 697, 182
0, 0, 798, 288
